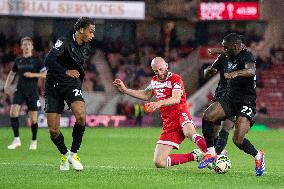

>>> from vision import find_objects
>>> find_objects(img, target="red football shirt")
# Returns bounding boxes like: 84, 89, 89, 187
146, 72, 188, 120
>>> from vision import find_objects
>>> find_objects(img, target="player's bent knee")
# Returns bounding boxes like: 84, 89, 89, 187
203, 111, 214, 122
183, 130, 191, 138
31, 120, 37, 125
183, 124, 196, 138
153, 159, 167, 168
222, 127, 231, 133
10, 113, 19, 118
75, 113, 86, 126
31, 118, 37, 124
76, 118, 86, 126
49, 127, 60, 138
232, 136, 244, 146
10, 110, 19, 117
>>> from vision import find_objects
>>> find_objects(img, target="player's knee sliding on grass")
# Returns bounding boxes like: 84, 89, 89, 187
153, 122, 206, 168
114, 57, 207, 169
153, 144, 204, 168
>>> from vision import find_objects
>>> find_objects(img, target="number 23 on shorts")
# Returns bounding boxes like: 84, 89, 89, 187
241, 105, 253, 118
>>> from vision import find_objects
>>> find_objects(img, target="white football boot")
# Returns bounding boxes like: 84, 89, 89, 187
60, 151, 70, 171
29, 140, 37, 150
68, 153, 83, 171
7, 137, 21, 149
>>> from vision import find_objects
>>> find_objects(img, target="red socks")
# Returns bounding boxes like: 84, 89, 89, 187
192, 134, 208, 153
167, 153, 195, 166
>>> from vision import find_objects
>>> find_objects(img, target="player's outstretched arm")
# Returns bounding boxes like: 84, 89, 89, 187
205, 54, 222, 79
34, 71, 47, 78
113, 79, 153, 101
208, 48, 224, 55
24, 71, 47, 78
224, 63, 256, 79
4, 71, 16, 95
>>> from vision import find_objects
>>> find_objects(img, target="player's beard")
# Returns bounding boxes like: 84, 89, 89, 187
85, 37, 92, 42
158, 69, 168, 80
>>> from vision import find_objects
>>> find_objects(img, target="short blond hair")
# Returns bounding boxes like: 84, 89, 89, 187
20, 36, 33, 45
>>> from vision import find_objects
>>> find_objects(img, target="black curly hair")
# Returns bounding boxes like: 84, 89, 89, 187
74, 17, 95, 31
223, 33, 242, 44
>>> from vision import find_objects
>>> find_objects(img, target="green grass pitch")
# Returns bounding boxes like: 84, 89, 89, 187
0, 127, 283, 189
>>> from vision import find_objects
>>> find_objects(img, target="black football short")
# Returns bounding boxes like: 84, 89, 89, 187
217, 95, 256, 127
213, 115, 236, 126
44, 81, 84, 114
227, 116, 236, 123
213, 90, 226, 103
13, 89, 40, 111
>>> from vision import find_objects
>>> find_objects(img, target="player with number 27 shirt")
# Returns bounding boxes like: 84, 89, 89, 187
44, 17, 95, 171
113, 57, 208, 168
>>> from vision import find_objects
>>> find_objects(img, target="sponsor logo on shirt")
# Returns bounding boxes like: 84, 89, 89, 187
54, 39, 63, 50
155, 88, 166, 98
228, 62, 238, 71
151, 80, 172, 89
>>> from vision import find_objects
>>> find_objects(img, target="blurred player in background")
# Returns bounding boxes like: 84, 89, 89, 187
113, 57, 208, 168
4, 37, 47, 150
44, 17, 95, 171
199, 33, 265, 176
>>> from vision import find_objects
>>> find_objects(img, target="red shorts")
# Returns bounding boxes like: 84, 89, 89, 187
157, 110, 195, 149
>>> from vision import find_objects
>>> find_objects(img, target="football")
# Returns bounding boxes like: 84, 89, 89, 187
214, 155, 231, 174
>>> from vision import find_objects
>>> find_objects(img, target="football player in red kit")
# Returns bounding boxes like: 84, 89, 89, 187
113, 57, 208, 168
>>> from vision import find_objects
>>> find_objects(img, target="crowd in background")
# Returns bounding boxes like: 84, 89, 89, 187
0, 31, 194, 115
0, 29, 283, 119
103, 36, 195, 119
0, 33, 105, 115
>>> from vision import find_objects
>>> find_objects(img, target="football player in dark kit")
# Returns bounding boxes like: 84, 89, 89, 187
44, 17, 95, 171
205, 40, 247, 157
198, 33, 265, 176
204, 51, 235, 156
4, 37, 47, 150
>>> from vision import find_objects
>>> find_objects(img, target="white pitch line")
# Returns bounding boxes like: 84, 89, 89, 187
0, 162, 157, 170
0, 162, 281, 175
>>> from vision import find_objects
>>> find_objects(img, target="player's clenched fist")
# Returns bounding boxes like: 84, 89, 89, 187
113, 79, 127, 93
205, 65, 217, 75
